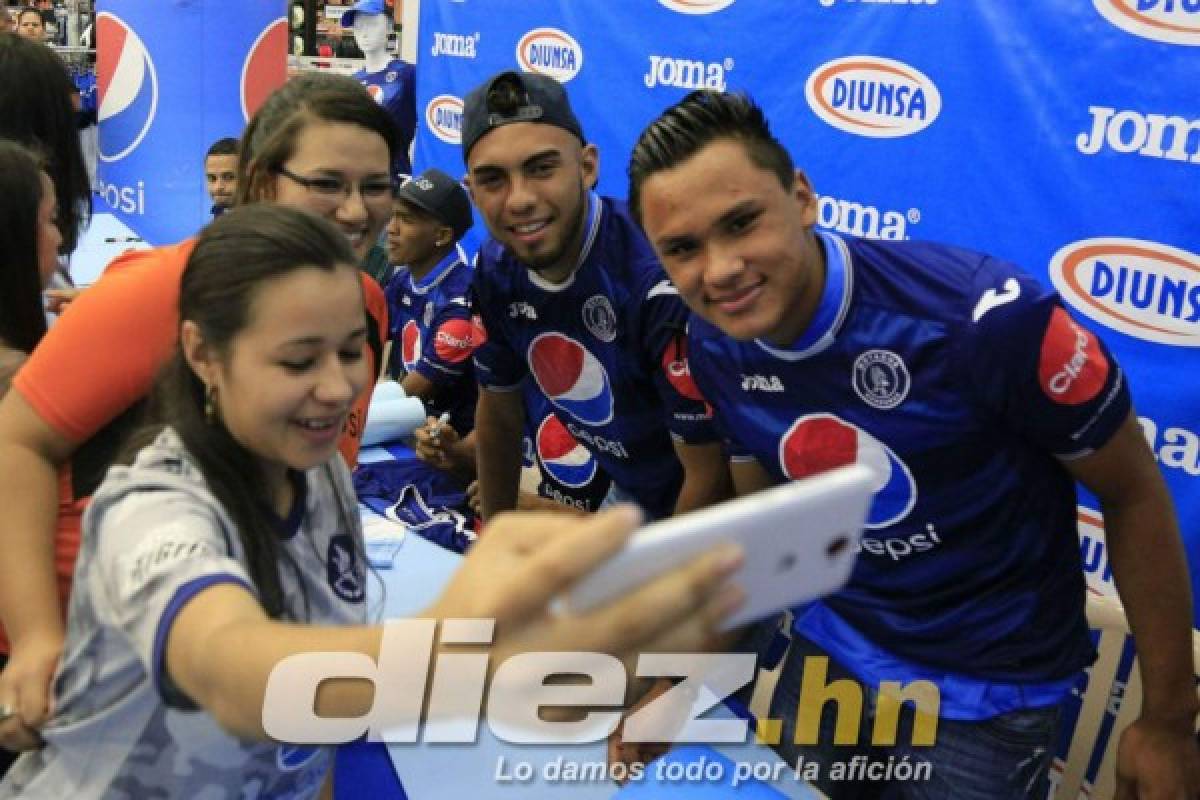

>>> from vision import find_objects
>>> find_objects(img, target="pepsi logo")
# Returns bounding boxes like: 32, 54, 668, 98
96, 13, 159, 163
1092, 0, 1200, 46
240, 17, 288, 122
778, 413, 916, 529
400, 320, 422, 371
536, 413, 599, 488
433, 318, 476, 363
1048, 237, 1200, 347
1038, 308, 1110, 405
805, 56, 941, 138
426, 94, 464, 144
528, 333, 614, 426
516, 28, 584, 83
368, 85, 385, 104
658, 0, 737, 13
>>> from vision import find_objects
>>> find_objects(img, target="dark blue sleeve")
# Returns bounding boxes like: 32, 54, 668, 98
471, 254, 526, 391
633, 266, 719, 444
960, 257, 1131, 458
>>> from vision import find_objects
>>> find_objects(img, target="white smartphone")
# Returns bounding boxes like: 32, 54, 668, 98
564, 464, 875, 631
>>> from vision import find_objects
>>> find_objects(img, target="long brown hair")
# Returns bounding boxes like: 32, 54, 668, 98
235, 72, 399, 206
131, 205, 363, 618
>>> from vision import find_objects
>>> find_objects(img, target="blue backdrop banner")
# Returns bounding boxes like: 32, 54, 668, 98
413, 1, 1200, 628
95, 0, 287, 245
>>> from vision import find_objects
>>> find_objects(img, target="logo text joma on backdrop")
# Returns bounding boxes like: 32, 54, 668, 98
1049, 237, 1200, 347
805, 56, 941, 138
1093, 0, 1200, 46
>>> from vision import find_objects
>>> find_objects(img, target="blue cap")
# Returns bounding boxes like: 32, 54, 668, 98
341, 0, 386, 27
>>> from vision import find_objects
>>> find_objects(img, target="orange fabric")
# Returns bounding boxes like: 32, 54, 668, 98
1, 240, 387, 652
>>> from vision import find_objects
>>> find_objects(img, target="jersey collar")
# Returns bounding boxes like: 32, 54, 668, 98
755, 230, 853, 361
406, 248, 465, 295
526, 191, 602, 293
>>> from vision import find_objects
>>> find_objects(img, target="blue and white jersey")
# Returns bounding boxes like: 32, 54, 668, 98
354, 59, 416, 178
0, 428, 366, 798
472, 193, 713, 520
687, 232, 1130, 691
521, 383, 612, 513
384, 251, 478, 434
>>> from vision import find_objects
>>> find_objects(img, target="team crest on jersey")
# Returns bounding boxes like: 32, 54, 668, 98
852, 349, 910, 410
327, 534, 365, 603
582, 294, 617, 342
386, 70, 398, 83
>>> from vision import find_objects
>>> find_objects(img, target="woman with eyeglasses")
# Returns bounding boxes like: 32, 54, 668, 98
0, 72, 397, 758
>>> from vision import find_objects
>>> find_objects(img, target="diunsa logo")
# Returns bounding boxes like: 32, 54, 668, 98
1049, 237, 1200, 347
658, 0, 737, 13
1092, 0, 1200, 46
805, 56, 941, 138
516, 28, 583, 83
425, 95, 464, 145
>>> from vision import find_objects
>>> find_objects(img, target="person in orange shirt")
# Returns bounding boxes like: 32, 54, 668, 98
0, 72, 397, 758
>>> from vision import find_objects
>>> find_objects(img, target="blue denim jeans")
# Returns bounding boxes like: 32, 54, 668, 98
768, 635, 1062, 799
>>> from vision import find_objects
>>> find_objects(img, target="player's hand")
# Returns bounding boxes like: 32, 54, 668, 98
44, 287, 84, 314
424, 506, 745, 707
607, 677, 678, 784
1115, 714, 1200, 799
0, 630, 63, 751
414, 415, 461, 471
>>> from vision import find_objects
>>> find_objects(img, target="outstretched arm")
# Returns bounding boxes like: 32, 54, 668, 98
1065, 412, 1200, 797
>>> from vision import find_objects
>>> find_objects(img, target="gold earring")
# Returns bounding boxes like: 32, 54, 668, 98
204, 385, 218, 425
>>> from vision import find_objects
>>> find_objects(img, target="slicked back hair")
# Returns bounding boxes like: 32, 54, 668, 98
627, 90, 794, 226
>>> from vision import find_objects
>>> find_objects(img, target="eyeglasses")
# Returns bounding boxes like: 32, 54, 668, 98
275, 166, 394, 202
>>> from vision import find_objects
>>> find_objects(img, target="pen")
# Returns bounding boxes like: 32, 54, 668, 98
430, 411, 451, 441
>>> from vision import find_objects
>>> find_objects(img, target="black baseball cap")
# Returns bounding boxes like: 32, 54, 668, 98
394, 168, 473, 241
461, 71, 585, 162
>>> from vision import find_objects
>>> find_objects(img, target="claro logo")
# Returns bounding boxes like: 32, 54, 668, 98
805, 56, 941, 138
1049, 237, 1200, 347
1093, 0, 1200, 46
657, 0, 736, 14
516, 28, 583, 83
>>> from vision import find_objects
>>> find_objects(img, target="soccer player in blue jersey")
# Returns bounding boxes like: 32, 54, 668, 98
626, 91, 1200, 797
383, 167, 478, 437
460, 71, 729, 522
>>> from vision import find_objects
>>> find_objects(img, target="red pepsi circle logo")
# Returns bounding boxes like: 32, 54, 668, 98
400, 320, 421, 371
241, 17, 288, 122
96, 13, 159, 163
536, 413, 598, 489
528, 333, 614, 426
779, 413, 916, 529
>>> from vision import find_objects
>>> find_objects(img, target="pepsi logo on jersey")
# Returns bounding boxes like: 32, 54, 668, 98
536, 413, 599, 488
528, 333, 614, 426
779, 413, 917, 529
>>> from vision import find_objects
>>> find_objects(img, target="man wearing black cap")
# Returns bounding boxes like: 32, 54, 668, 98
462, 70, 730, 522
383, 168, 479, 438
